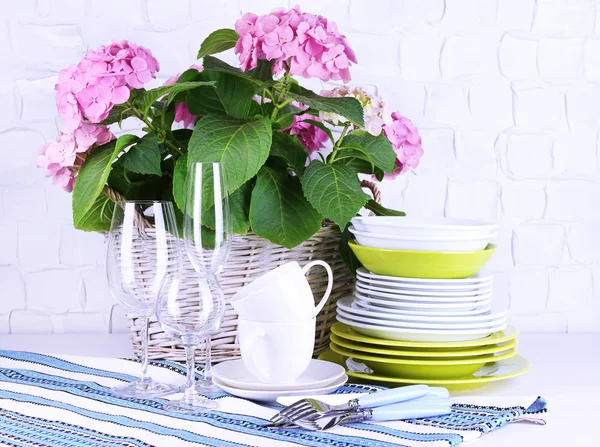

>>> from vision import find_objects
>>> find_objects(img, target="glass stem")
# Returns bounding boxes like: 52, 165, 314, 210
139, 316, 151, 383
202, 335, 213, 382
183, 344, 197, 403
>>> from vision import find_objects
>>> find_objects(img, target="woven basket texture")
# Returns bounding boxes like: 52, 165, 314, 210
127, 225, 354, 362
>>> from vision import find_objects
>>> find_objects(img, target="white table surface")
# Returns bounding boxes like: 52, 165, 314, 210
0, 333, 594, 446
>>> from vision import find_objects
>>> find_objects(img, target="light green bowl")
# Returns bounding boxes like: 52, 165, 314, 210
349, 241, 497, 279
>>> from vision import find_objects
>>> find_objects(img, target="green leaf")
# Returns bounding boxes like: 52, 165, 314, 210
269, 132, 308, 176
302, 160, 369, 229
73, 193, 116, 233
202, 55, 253, 80
98, 103, 133, 126
303, 118, 334, 143
171, 129, 193, 149
365, 199, 406, 216
342, 130, 397, 173
172, 153, 188, 213
136, 81, 215, 115
116, 133, 161, 175
339, 223, 362, 276
287, 84, 365, 127
197, 28, 239, 59
250, 167, 321, 248
334, 145, 375, 172
187, 71, 255, 119
188, 115, 272, 194
203, 181, 253, 234
247, 59, 274, 82
73, 134, 138, 230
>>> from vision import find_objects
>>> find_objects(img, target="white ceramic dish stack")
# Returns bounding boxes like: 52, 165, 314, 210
349, 217, 498, 252
211, 359, 347, 402
336, 266, 508, 343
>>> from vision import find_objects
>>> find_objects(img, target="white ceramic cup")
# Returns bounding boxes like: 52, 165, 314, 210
238, 317, 316, 384
230, 260, 333, 322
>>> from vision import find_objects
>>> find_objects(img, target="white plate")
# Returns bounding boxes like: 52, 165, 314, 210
354, 292, 492, 311
336, 315, 508, 342
350, 217, 497, 237
212, 359, 346, 392
353, 300, 493, 316
213, 374, 348, 402
356, 277, 493, 292
336, 308, 507, 330
356, 268, 493, 285
355, 284, 493, 301
349, 226, 495, 252
339, 297, 507, 323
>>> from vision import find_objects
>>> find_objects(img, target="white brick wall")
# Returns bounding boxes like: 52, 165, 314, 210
0, 0, 598, 334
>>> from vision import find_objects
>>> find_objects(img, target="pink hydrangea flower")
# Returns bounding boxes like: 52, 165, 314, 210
37, 125, 114, 192
234, 6, 356, 82
281, 114, 328, 154
54, 40, 159, 126
320, 86, 390, 136
163, 65, 204, 129
382, 112, 424, 178
41, 40, 156, 192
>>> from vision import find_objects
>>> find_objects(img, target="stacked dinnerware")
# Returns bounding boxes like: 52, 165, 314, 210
325, 217, 529, 391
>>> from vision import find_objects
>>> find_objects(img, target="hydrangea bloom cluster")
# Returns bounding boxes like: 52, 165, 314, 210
234, 6, 357, 82
164, 65, 203, 129
278, 101, 328, 153
36, 125, 113, 192
320, 86, 389, 136
56, 41, 159, 129
283, 114, 329, 153
382, 112, 424, 178
38, 40, 158, 191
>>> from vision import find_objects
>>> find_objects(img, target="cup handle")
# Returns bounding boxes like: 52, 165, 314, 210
301, 260, 334, 317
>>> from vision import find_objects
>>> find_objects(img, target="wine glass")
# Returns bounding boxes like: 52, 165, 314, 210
156, 273, 224, 413
183, 162, 232, 393
106, 200, 181, 398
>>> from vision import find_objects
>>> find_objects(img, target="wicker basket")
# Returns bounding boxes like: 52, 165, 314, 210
125, 180, 380, 363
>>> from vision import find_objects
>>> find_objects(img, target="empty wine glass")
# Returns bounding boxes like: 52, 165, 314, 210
183, 162, 232, 393
156, 273, 225, 413
106, 200, 181, 398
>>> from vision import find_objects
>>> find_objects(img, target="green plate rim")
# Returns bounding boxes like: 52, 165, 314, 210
329, 333, 518, 358
331, 322, 519, 349
330, 341, 518, 366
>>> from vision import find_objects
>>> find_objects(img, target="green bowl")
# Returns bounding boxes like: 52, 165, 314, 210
349, 241, 497, 279
329, 341, 517, 380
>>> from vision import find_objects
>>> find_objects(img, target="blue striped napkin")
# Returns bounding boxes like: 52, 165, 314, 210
0, 351, 546, 447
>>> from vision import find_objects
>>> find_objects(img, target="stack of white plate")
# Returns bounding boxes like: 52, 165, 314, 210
337, 268, 508, 343
212, 359, 347, 402
350, 217, 497, 252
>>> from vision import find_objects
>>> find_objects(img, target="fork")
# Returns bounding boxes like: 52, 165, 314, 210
275, 400, 452, 431
270, 385, 445, 426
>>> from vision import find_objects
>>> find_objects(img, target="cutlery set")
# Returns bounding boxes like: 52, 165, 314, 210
266, 385, 451, 430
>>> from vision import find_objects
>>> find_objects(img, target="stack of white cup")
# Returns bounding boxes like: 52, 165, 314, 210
231, 260, 333, 385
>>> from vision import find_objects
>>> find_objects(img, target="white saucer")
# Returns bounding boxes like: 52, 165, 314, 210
356, 268, 493, 285
213, 374, 348, 402
355, 292, 492, 310
212, 359, 346, 392
354, 300, 493, 316
355, 283, 493, 298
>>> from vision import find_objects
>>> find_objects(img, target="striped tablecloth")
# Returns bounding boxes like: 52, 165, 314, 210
0, 351, 546, 447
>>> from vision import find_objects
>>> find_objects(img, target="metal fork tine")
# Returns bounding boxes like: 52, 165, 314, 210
279, 400, 311, 417
273, 406, 316, 426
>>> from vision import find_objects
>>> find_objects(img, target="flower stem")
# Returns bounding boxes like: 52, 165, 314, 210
127, 101, 182, 156
329, 123, 352, 163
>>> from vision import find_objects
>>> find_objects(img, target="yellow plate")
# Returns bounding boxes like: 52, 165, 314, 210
330, 341, 517, 380
349, 241, 497, 279
331, 322, 519, 349
318, 349, 530, 391
330, 333, 518, 358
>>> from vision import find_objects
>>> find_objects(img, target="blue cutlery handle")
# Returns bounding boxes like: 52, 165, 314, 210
370, 404, 452, 422
357, 385, 429, 408
426, 387, 450, 399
